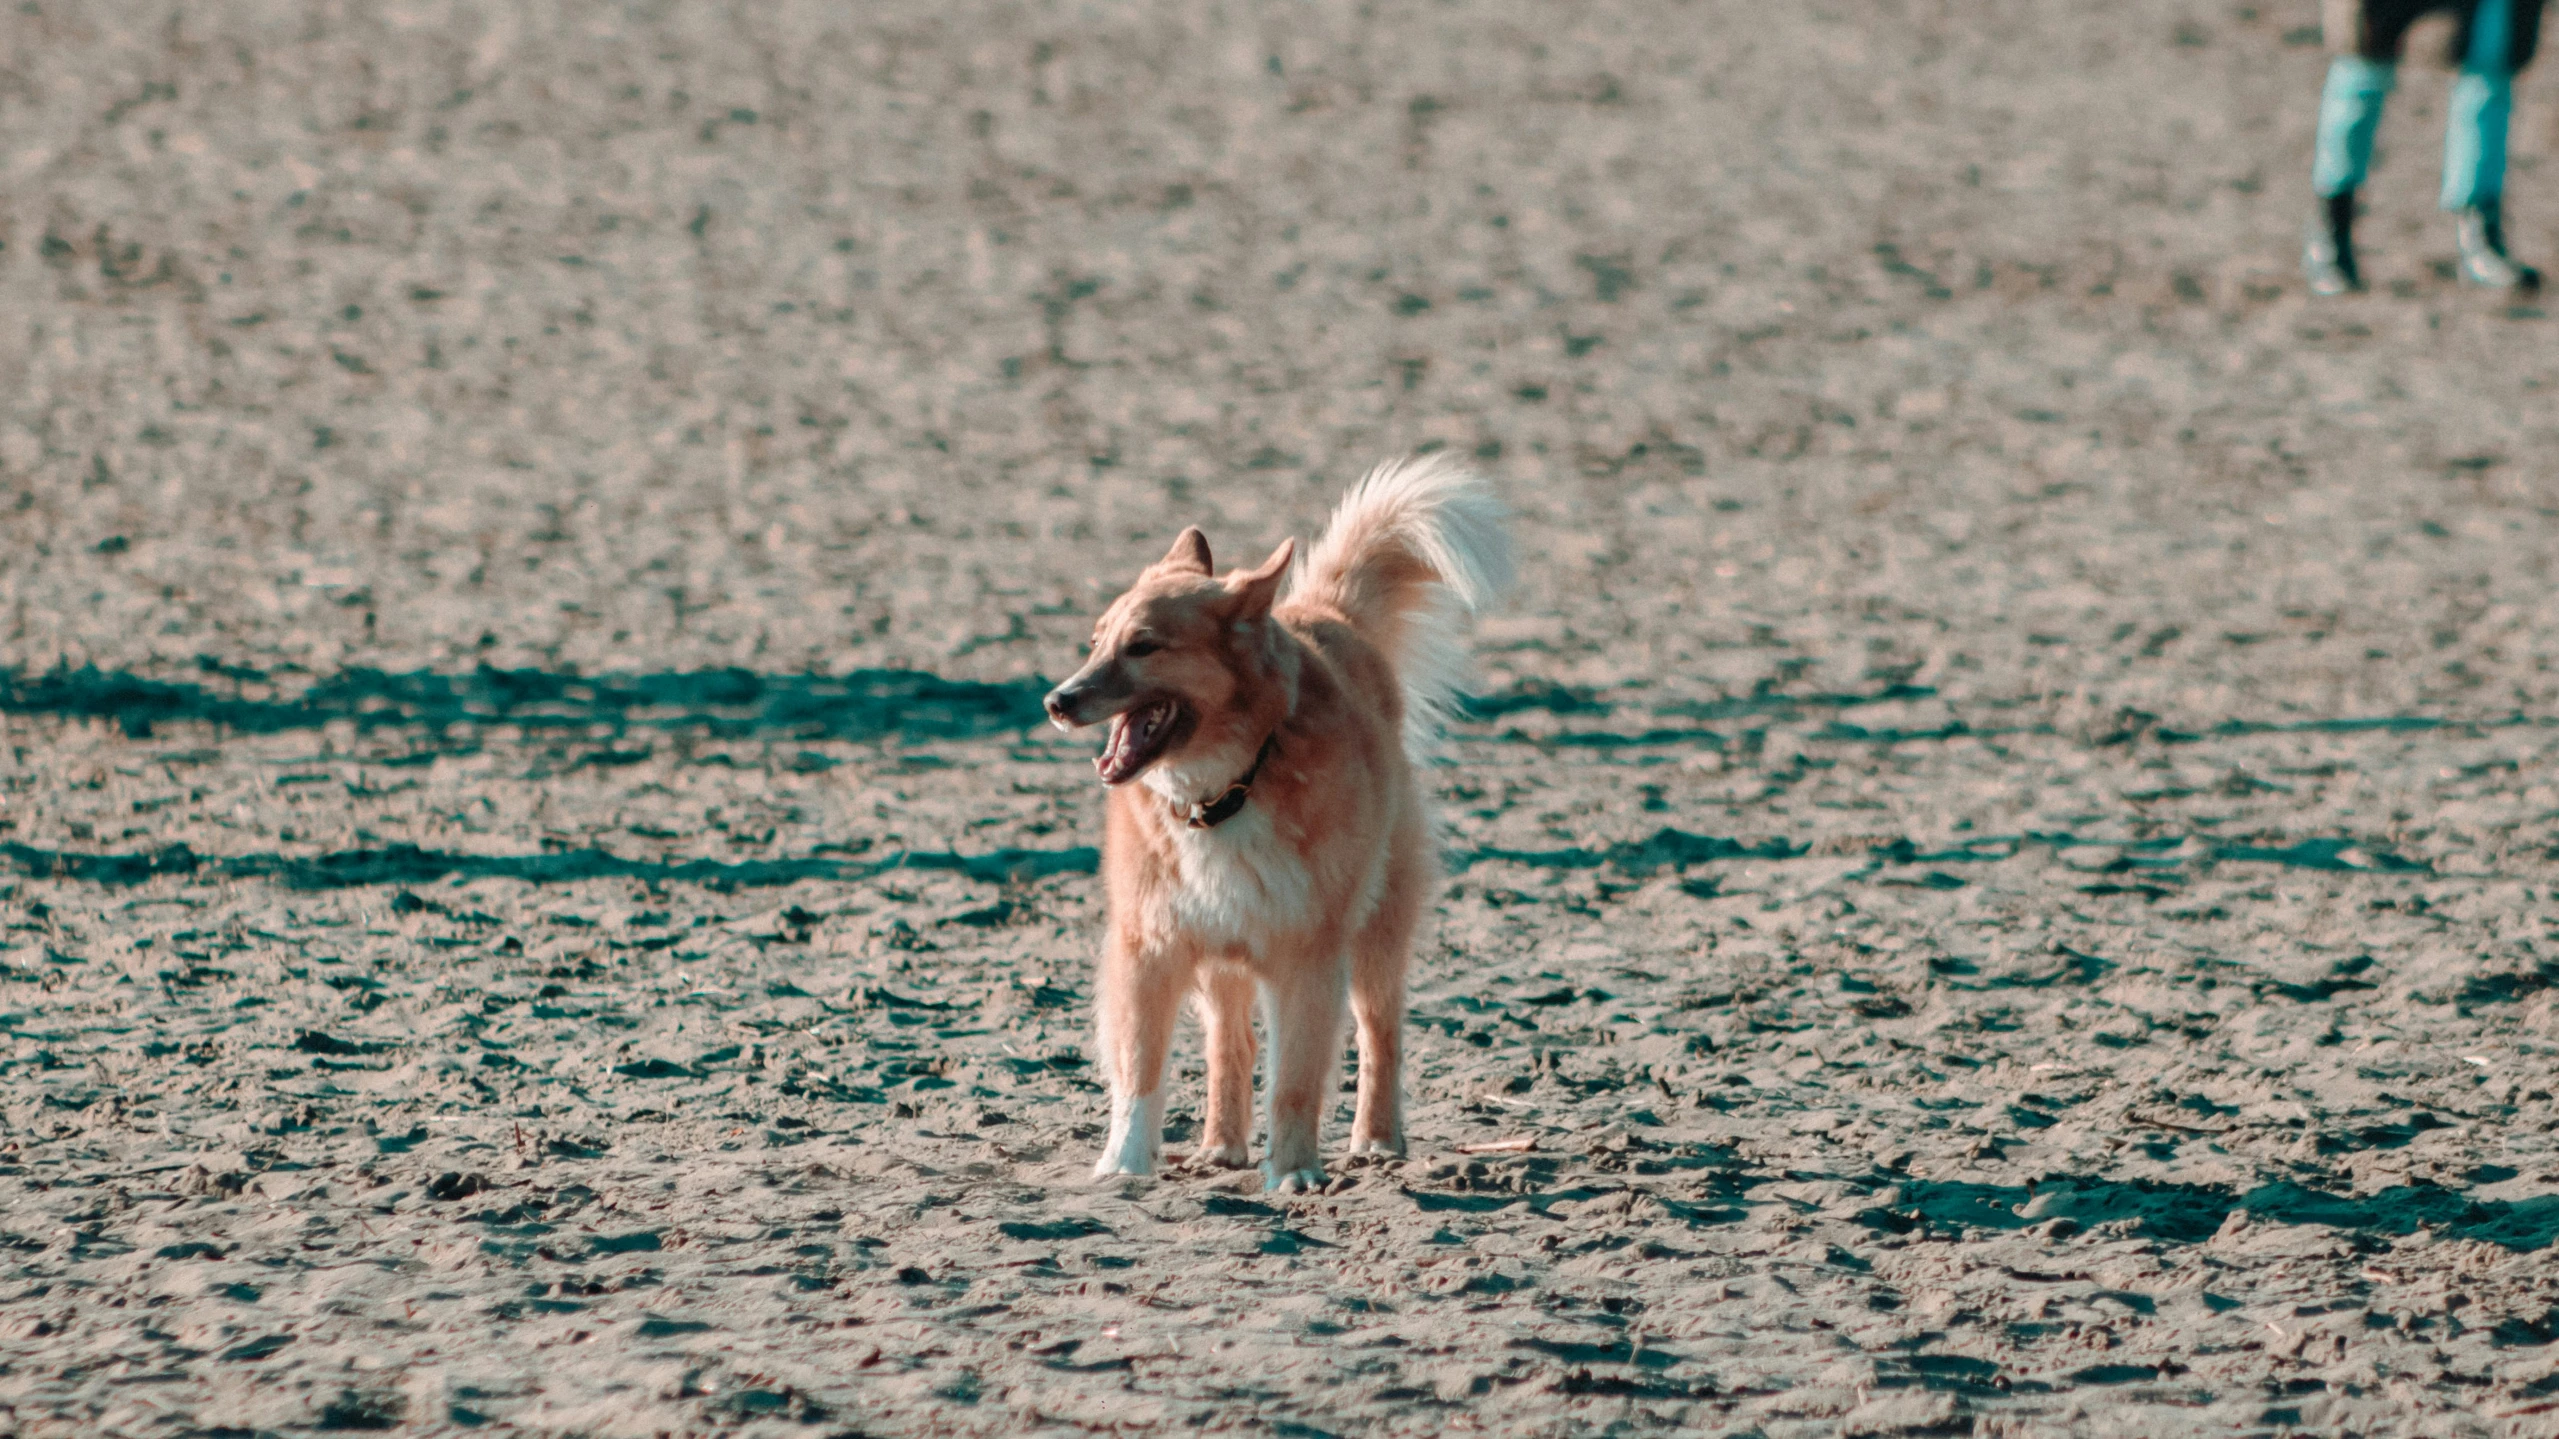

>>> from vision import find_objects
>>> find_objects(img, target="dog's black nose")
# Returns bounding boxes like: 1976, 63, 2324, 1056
1043, 687, 1075, 726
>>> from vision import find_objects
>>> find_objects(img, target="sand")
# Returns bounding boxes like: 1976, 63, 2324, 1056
6, 1, 2559, 1434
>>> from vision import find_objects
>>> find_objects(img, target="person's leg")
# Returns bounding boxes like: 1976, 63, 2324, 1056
2315, 55, 2397, 200
2307, 55, 2395, 292
2445, 0, 2540, 286
2444, 0, 2512, 210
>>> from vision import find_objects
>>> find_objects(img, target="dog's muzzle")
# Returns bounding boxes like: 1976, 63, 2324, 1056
1043, 677, 1108, 731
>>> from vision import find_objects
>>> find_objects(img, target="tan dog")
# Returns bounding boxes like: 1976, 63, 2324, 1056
1044, 455, 1510, 1192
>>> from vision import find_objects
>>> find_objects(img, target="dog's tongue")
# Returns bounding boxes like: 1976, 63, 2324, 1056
1097, 701, 1172, 785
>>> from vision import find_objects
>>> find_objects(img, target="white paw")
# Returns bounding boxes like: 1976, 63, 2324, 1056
1348, 1136, 1406, 1159
1092, 1093, 1162, 1179
1262, 1163, 1327, 1194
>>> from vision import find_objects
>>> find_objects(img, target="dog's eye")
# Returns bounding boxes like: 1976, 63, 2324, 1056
1124, 637, 1162, 659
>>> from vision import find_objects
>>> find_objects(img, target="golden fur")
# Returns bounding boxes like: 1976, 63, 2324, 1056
1044, 455, 1510, 1191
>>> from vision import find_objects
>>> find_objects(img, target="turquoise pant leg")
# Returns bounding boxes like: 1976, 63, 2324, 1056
2444, 0, 2514, 208
2444, 72, 2513, 206
2314, 56, 2396, 197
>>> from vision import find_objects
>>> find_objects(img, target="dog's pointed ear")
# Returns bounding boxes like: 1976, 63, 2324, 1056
1226, 538, 1294, 618
1159, 526, 1213, 575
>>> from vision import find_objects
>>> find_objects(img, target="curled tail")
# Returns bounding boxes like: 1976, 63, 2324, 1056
1292, 452, 1513, 759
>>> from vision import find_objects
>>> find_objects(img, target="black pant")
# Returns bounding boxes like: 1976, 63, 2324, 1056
2328, 0, 2544, 70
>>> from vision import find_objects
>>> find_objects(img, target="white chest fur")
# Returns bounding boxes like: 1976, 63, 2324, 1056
1150, 805, 1314, 953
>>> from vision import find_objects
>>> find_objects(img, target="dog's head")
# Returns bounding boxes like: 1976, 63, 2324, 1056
1045, 526, 1293, 785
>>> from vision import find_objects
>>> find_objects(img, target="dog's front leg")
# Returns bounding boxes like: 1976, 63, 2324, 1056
1193, 963, 1258, 1169
1260, 952, 1351, 1193
1093, 931, 1190, 1179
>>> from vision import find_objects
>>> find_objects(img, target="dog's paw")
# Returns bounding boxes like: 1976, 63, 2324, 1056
1092, 1094, 1163, 1178
1092, 1153, 1157, 1180
1261, 1162, 1328, 1194
1185, 1143, 1252, 1171
1347, 1136, 1406, 1160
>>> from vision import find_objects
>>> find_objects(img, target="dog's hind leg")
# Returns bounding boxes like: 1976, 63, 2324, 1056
1348, 845, 1425, 1159
1260, 952, 1351, 1193
1094, 935, 1190, 1179
1191, 963, 1258, 1169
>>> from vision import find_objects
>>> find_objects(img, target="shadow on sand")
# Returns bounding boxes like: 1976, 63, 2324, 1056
0, 663, 1050, 743
0, 664, 2455, 894
0, 840, 1097, 892
2, 824, 2433, 895
3, 663, 1934, 745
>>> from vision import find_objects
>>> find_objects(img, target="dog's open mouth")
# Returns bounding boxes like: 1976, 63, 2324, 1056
1097, 698, 1184, 785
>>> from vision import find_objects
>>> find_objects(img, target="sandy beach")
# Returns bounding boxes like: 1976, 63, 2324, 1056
5, 2, 2559, 1434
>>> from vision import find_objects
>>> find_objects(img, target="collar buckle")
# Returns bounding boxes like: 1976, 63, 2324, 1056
1181, 734, 1278, 830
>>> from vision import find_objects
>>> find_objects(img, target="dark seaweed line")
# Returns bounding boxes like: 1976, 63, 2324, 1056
0, 824, 2427, 895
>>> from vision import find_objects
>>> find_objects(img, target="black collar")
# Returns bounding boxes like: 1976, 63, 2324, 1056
1182, 733, 1279, 830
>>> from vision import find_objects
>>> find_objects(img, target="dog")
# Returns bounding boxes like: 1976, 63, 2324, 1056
1043, 454, 1511, 1192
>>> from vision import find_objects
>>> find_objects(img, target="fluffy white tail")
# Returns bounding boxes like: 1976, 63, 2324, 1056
1292, 452, 1513, 759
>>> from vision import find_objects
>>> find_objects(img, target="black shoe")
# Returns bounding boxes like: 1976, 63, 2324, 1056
2305, 191, 2361, 295
2455, 202, 2541, 291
